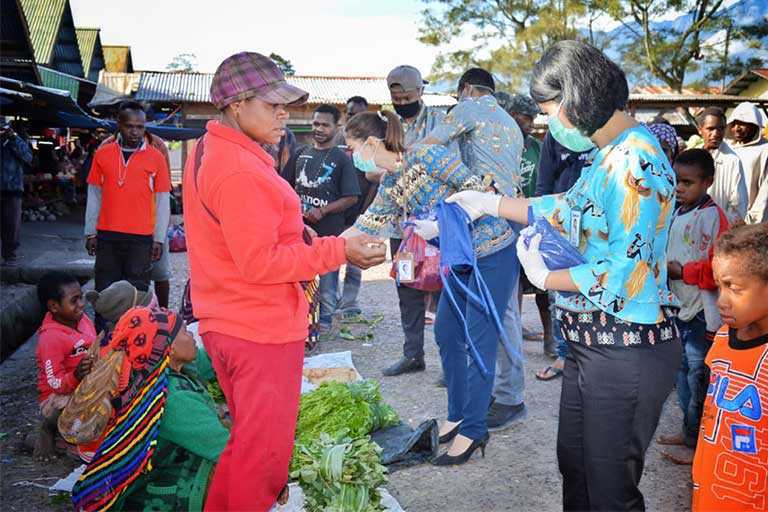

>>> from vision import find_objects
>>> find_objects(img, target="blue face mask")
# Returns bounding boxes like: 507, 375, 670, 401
548, 102, 595, 152
352, 140, 379, 173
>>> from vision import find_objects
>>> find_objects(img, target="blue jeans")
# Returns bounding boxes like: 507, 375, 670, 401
337, 264, 362, 315
318, 270, 340, 327
675, 312, 710, 446
493, 280, 525, 406
435, 243, 518, 440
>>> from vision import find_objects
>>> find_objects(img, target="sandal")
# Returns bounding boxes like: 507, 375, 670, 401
535, 366, 563, 381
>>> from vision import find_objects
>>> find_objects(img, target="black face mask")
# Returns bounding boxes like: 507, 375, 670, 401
393, 100, 421, 119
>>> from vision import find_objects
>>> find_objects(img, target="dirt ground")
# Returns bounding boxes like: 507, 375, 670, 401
0, 252, 692, 511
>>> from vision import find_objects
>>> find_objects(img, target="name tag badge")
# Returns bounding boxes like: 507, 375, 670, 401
396, 253, 415, 283
569, 210, 582, 248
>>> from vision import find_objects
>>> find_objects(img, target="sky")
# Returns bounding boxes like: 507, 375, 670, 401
69, 0, 442, 78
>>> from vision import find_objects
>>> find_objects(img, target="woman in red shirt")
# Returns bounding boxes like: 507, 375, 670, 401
183, 52, 385, 511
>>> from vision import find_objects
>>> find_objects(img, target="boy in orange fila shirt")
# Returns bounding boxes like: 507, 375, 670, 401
692, 223, 768, 511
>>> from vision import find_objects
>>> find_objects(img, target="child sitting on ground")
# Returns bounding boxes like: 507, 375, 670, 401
691, 223, 768, 511
34, 271, 96, 461
659, 149, 729, 464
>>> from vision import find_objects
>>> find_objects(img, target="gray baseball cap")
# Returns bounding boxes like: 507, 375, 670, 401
386, 65, 428, 91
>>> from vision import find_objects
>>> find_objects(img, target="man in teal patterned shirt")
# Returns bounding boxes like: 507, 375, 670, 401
420, 69, 528, 431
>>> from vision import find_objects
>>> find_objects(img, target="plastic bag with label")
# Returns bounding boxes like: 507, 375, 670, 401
522, 206, 586, 271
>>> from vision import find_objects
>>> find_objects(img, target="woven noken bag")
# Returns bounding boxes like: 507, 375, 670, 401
58, 342, 125, 445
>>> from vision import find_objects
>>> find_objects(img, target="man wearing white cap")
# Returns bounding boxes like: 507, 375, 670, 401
727, 102, 768, 223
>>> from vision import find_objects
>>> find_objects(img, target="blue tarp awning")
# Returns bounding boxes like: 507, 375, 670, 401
0, 76, 205, 140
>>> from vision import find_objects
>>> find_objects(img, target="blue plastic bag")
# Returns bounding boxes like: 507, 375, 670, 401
522, 207, 586, 271
436, 202, 521, 378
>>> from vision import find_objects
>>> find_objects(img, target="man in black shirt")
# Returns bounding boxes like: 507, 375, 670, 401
337, 96, 378, 320
282, 104, 360, 331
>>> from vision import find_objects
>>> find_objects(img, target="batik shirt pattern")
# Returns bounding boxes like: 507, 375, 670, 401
428, 95, 524, 199
355, 144, 514, 257
530, 125, 680, 325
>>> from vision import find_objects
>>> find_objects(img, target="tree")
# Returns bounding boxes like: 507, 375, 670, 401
599, 0, 729, 92
419, 0, 732, 92
166, 53, 198, 72
419, 0, 597, 89
269, 53, 295, 76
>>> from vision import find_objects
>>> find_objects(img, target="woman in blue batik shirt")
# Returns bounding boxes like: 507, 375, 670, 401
447, 41, 682, 511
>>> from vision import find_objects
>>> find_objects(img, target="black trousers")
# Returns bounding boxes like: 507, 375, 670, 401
557, 338, 681, 511
390, 238, 432, 360
1, 193, 22, 259
95, 232, 153, 293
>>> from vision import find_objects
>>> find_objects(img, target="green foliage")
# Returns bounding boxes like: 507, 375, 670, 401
206, 379, 225, 404
290, 432, 388, 512
418, 0, 601, 89
166, 53, 197, 72
419, 0, 736, 91
269, 53, 295, 76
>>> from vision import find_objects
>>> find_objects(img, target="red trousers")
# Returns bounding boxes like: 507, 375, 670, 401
202, 332, 304, 511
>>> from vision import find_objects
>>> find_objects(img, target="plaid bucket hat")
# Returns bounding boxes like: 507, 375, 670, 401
210, 52, 308, 110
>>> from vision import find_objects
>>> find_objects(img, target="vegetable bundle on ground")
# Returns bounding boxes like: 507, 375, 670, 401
290, 432, 388, 512
294, 380, 399, 448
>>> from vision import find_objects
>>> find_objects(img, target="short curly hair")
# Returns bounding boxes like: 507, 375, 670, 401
714, 223, 768, 281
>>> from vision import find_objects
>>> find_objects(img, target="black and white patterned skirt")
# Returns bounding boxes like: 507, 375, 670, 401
555, 307, 680, 347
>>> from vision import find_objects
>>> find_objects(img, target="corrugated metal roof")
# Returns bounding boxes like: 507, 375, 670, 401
19, 0, 83, 77
724, 68, 768, 95
38, 65, 78, 99
135, 72, 456, 106
102, 45, 133, 73
75, 28, 101, 80
19, 0, 65, 65
633, 85, 721, 96
0, 0, 40, 84
628, 92, 765, 103
632, 110, 691, 127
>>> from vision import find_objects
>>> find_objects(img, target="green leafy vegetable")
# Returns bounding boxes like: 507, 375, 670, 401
294, 380, 399, 449
206, 380, 225, 404
290, 432, 388, 512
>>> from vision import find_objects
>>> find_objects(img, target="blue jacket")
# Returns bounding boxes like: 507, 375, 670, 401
1, 135, 33, 192
535, 132, 594, 195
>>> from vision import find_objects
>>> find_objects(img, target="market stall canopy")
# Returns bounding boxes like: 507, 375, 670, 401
87, 82, 129, 108
0, 76, 204, 140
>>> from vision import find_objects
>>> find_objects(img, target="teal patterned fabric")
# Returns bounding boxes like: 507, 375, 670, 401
355, 144, 515, 257
429, 95, 524, 198
531, 125, 680, 325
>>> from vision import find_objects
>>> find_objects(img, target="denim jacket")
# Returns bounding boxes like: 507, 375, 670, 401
1, 135, 33, 192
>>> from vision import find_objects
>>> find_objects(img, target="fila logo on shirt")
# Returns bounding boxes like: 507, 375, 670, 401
731, 424, 757, 454
706, 373, 763, 453
708, 374, 762, 421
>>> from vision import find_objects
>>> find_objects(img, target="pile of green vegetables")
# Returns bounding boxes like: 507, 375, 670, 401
291, 432, 388, 512
294, 380, 399, 448
290, 380, 398, 510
